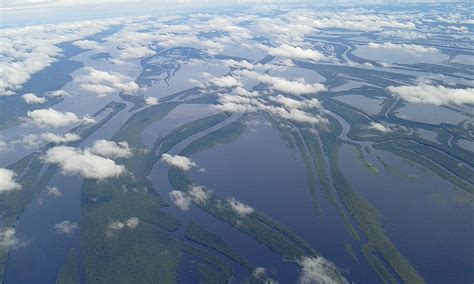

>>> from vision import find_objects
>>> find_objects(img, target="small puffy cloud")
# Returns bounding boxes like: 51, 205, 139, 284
368, 122, 392, 133
161, 154, 197, 171
227, 197, 253, 217
126, 217, 139, 229
42, 146, 126, 180
54, 221, 78, 236
0, 168, 22, 193
169, 190, 191, 211
22, 132, 80, 149
145, 97, 158, 106
386, 83, 474, 106
240, 70, 326, 95
267, 106, 327, 125
0, 139, 7, 152
210, 76, 243, 88
367, 42, 438, 55
188, 185, 210, 204
23, 93, 46, 104
270, 95, 322, 109
78, 67, 138, 96
118, 46, 155, 59
224, 59, 254, 70
73, 40, 101, 50
234, 87, 260, 97
89, 140, 132, 159
47, 186, 62, 198
105, 217, 139, 237
82, 115, 96, 125
27, 108, 80, 128
298, 256, 348, 284
0, 227, 24, 249
80, 84, 116, 96
48, 90, 69, 97
258, 44, 326, 61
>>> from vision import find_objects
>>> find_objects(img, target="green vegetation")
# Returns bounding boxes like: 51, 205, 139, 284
354, 146, 379, 175
344, 244, 359, 263
185, 221, 253, 271
81, 176, 182, 282
321, 135, 424, 284
56, 249, 79, 284
375, 141, 473, 193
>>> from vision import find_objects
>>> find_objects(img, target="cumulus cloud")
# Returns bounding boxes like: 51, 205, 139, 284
161, 154, 197, 171
0, 168, 22, 193
89, 140, 132, 159
210, 76, 243, 88
169, 190, 191, 211
22, 93, 46, 104
73, 39, 101, 50
258, 44, 326, 61
298, 256, 348, 284
48, 90, 69, 97
227, 197, 253, 217
240, 70, 327, 95
27, 108, 81, 128
368, 122, 392, 133
22, 132, 80, 149
78, 67, 139, 96
126, 217, 139, 229
188, 185, 210, 204
270, 95, 322, 109
386, 83, 474, 106
224, 59, 254, 70
47, 186, 62, 198
0, 227, 25, 249
105, 217, 140, 237
54, 220, 78, 236
145, 97, 158, 106
215, 89, 327, 125
367, 42, 438, 55
0, 18, 123, 95
42, 146, 126, 180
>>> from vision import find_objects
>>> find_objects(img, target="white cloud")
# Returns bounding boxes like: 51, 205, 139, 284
105, 217, 139, 237
22, 132, 80, 149
240, 70, 327, 95
73, 39, 101, 50
42, 146, 126, 180
22, 93, 46, 104
126, 217, 139, 229
298, 256, 348, 284
258, 44, 326, 61
0, 227, 24, 249
210, 76, 243, 88
188, 185, 210, 204
48, 90, 69, 97
386, 83, 474, 106
145, 97, 158, 106
169, 190, 191, 211
270, 95, 322, 109
27, 108, 81, 128
78, 67, 138, 96
89, 140, 132, 159
54, 220, 78, 236
367, 42, 438, 55
0, 18, 123, 95
161, 154, 197, 171
47, 186, 62, 198
368, 122, 392, 133
0, 168, 22, 193
80, 84, 116, 96
227, 197, 253, 217
224, 59, 254, 70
